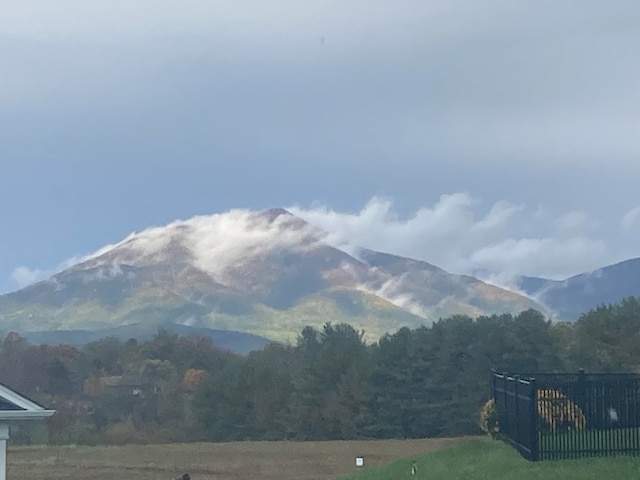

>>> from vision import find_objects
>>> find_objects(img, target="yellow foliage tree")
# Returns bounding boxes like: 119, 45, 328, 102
478, 399, 499, 438
182, 369, 206, 391
537, 389, 586, 431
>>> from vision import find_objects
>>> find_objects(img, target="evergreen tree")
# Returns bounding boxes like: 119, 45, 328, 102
290, 323, 371, 439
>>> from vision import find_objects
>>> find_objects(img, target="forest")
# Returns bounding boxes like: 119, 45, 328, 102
1, 296, 638, 445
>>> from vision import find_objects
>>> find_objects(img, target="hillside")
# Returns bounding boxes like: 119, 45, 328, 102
517, 258, 640, 320
0, 208, 542, 343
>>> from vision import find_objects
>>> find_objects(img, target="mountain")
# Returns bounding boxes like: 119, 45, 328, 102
516, 258, 640, 320
0, 208, 542, 344
18, 325, 270, 355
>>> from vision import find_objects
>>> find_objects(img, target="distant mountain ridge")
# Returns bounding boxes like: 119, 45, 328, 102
516, 258, 640, 320
0, 207, 547, 344
17, 324, 270, 355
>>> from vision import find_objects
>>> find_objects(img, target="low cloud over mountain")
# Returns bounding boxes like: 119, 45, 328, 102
0, 207, 542, 342
12, 195, 640, 291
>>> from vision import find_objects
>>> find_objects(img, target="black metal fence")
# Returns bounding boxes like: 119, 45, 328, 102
492, 370, 640, 460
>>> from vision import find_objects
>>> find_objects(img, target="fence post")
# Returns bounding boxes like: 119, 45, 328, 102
502, 373, 509, 435
514, 375, 520, 451
577, 368, 586, 427
577, 369, 585, 389
529, 377, 539, 461
491, 369, 497, 403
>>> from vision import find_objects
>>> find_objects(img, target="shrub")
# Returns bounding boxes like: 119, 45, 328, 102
105, 418, 146, 445
49, 421, 103, 446
478, 399, 499, 438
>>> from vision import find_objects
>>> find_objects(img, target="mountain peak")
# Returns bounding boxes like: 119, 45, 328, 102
258, 207, 293, 222
72, 207, 320, 291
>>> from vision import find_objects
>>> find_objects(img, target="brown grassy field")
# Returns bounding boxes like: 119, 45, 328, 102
7, 437, 472, 480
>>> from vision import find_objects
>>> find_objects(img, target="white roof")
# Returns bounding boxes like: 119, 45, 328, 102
0, 384, 55, 421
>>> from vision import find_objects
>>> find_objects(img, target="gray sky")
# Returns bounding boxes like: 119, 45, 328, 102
1, 0, 639, 293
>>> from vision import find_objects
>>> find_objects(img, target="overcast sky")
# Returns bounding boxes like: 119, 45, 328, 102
1, 0, 639, 293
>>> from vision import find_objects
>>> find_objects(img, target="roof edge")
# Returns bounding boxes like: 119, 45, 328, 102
0, 383, 50, 411
0, 410, 55, 420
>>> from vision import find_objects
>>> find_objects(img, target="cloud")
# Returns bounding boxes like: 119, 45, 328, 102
10, 267, 50, 289
8, 194, 639, 292
184, 210, 321, 286
9, 209, 320, 290
2, 0, 640, 170
9, 245, 122, 290
2, 0, 640, 301
72, 209, 323, 288
289, 195, 632, 284
359, 276, 429, 318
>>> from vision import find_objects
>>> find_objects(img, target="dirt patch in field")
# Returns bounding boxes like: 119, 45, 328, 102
8, 437, 474, 480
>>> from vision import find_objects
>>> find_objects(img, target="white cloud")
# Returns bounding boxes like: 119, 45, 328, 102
184, 209, 320, 286
9, 209, 320, 290
289, 195, 633, 283
8, 195, 639, 291
464, 237, 607, 280
80, 263, 127, 284
10, 266, 49, 289
357, 275, 428, 318
71, 209, 323, 288
9, 246, 122, 290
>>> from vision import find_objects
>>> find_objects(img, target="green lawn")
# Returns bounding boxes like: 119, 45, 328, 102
338, 438, 640, 480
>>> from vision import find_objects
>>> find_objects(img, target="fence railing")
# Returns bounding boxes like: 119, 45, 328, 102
492, 370, 640, 461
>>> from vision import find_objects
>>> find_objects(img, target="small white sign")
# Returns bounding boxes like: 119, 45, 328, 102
355, 457, 364, 467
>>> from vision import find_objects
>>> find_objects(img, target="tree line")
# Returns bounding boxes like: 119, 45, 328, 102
1, 296, 638, 445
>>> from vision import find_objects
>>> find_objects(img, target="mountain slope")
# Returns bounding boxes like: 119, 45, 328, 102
0, 208, 543, 343
517, 258, 640, 320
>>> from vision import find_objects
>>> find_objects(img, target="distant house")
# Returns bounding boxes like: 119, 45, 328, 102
0, 383, 55, 480
100, 375, 144, 396
83, 375, 144, 397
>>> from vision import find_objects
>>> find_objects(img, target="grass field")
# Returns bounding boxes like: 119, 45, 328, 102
9, 437, 640, 479
6, 437, 466, 480
338, 438, 640, 480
